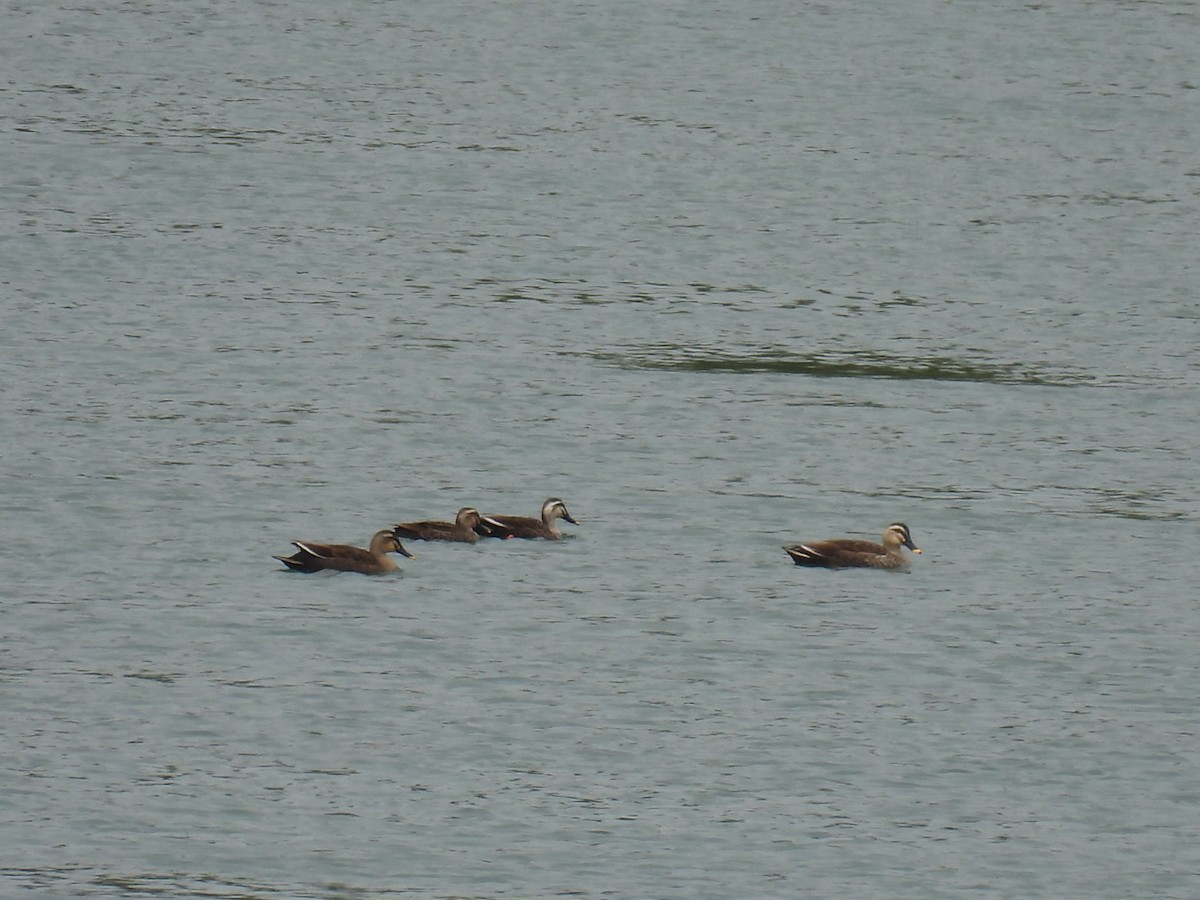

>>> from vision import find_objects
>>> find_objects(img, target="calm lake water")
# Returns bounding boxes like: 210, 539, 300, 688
3, 1, 1199, 898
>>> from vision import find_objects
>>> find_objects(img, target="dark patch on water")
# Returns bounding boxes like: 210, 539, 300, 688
600, 344, 1094, 387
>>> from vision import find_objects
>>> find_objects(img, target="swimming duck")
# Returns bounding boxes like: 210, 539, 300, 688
392, 507, 492, 543
274, 530, 414, 575
474, 497, 579, 540
783, 522, 921, 570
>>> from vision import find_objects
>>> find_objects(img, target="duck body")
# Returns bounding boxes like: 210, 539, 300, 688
474, 497, 578, 540
393, 507, 486, 543
784, 522, 920, 571
275, 529, 414, 575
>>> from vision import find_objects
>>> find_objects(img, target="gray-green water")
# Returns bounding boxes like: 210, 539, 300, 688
3, 1, 1198, 897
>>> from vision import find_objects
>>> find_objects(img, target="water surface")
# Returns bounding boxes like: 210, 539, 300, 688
3, 1, 1199, 898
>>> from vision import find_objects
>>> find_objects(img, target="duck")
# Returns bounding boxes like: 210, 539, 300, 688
392, 507, 491, 543
474, 497, 579, 540
783, 522, 921, 570
274, 530, 415, 575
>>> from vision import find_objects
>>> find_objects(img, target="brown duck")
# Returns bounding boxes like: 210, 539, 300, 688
784, 522, 921, 570
393, 507, 491, 543
274, 530, 414, 575
474, 497, 578, 540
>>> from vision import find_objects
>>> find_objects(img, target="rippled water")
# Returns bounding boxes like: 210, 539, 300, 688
3, 1, 1199, 898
